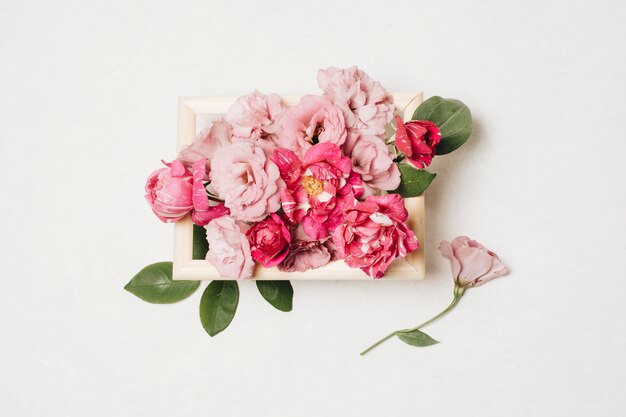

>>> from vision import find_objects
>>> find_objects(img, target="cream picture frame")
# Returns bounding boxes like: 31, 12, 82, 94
173, 92, 425, 280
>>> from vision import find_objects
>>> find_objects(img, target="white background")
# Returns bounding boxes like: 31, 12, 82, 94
1, 0, 625, 416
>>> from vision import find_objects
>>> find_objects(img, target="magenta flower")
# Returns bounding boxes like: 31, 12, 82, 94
332, 194, 419, 278
246, 214, 292, 268
271, 143, 362, 240
394, 115, 441, 169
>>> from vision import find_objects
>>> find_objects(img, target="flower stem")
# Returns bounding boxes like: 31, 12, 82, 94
360, 285, 466, 356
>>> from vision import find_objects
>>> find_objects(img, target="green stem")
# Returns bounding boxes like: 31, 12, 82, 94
360, 285, 466, 356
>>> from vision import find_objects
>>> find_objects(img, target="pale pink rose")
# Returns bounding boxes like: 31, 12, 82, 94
438, 236, 509, 287
205, 217, 254, 280
349, 134, 400, 195
179, 118, 232, 180
276, 95, 347, 155
333, 194, 419, 278
271, 143, 363, 240
210, 141, 282, 222
145, 160, 193, 223
317, 66, 394, 137
225, 91, 285, 142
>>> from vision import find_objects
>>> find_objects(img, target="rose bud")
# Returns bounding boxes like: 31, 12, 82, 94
394, 115, 441, 169
145, 160, 193, 222
438, 236, 509, 288
246, 214, 292, 268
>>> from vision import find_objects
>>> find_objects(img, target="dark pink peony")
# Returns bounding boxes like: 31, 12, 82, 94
271, 143, 363, 240
246, 214, 291, 268
332, 194, 419, 278
394, 115, 441, 169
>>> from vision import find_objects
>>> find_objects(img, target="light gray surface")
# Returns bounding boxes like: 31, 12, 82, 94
1, 0, 625, 416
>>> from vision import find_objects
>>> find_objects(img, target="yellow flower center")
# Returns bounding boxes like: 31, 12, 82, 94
301, 176, 324, 196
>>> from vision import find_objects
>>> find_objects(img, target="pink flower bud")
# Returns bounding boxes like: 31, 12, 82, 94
438, 236, 509, 287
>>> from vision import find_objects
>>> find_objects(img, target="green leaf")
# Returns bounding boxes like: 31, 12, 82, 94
193, 224, 209, 260
412, 96, 472, 155
124, 262, 200, 304
199, 281, 239, 336
256, 280, 293, 312
396, 329, 440, 347
391, 165, 436, 197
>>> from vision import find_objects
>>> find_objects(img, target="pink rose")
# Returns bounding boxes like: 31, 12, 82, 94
394, 115, 441, 169
178, 118, 232, 180
438, 236, 509, 288
271, 143, 363, 240
333, 194, 419, 278
205, 216, 254, 280
317, 66, 394, 137
246, 214, 291, 268
145, 159, 229, 225
145, 160, 193, 223
349, 134, 400, 195
276, 95, 346, 155
277, 226, 333, 272
225, 91, 284, 142
210, 141, 282, 222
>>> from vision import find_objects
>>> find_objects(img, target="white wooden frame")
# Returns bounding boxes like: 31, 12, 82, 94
173, 92, 425, 280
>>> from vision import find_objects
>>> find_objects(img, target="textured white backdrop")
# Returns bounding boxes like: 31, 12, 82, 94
1, 0, 625, 416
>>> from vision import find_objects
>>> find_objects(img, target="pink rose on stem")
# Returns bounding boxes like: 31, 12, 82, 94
333, 194, 418, 278
361, 236, 509, 356
317, 66, 394, 137
205, 216, 254, 280
276, 95, 346, 155
179, 118, 232, 179
349, 134, 400, 195
225, 91, 284, 142
271, 143, 363, 240
210, 141, 282, 222
246, 214, 291, 268
394, 115, 441, 169
438, 236, 509, 288
278, 226, 333, 272
145, 160, 193, 222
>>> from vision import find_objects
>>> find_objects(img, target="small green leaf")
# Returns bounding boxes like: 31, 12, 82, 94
193, 224, 209, 260
391, 165, 436, 197
124, 262, 200, 304
412, 96, 472, 155
256, 280, 293, 312
396, 329, 440, 347
199, 281, 239, 336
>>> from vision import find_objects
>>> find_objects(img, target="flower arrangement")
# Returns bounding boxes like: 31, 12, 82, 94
126, 66, 476, 339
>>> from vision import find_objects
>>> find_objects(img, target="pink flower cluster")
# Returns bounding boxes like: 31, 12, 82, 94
145, 67, 439, 279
